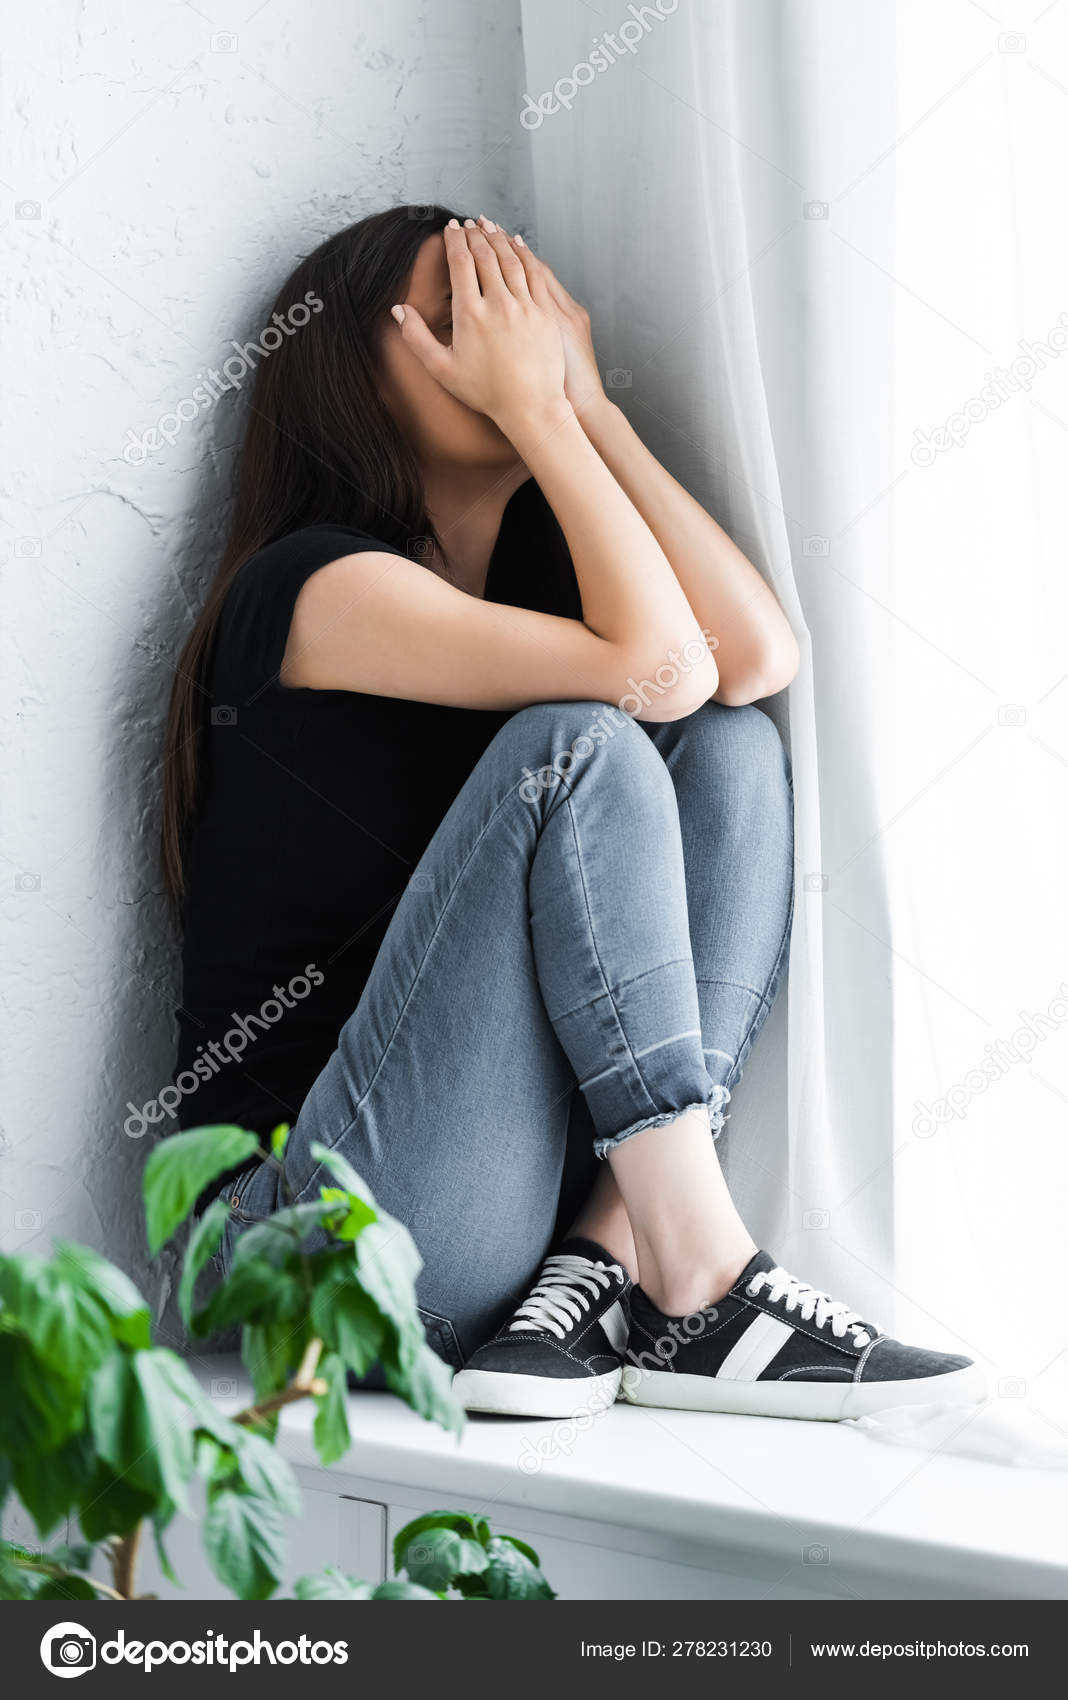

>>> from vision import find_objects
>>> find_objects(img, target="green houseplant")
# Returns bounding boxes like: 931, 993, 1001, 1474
0, 1125, 554, 1602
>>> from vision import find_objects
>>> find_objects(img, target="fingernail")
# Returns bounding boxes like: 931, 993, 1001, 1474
446, 218, 460, 230
481, 217, 498, 233
514, 233, 526, 247
463, 218, 477, 228
390, 305, 405, 325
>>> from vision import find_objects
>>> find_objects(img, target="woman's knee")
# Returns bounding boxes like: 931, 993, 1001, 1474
500, 699, 672, 803
649, 701, 791, 798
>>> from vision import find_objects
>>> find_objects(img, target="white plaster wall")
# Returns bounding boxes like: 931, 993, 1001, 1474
0, 0, 530, 1309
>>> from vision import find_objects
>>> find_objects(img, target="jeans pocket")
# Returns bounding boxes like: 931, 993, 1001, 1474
417, 1306, 464, 1370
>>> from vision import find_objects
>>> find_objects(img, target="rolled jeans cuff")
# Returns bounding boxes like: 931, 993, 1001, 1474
593, 1084, 731, 1159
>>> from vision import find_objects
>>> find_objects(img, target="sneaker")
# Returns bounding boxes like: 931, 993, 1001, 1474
453, 1238, 632, 1419
622, 1251, 985, 1420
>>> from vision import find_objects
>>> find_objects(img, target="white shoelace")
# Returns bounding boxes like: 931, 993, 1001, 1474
747, 1265, 875, 1346
510, 1253, 624, 1341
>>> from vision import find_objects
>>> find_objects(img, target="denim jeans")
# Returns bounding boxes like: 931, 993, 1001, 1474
221, 700, 794, 1366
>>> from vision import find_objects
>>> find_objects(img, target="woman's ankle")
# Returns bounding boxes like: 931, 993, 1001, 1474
637, 1236, 757, 1316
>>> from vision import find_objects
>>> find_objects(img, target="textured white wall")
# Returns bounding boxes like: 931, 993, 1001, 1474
1, 0, 530, 1309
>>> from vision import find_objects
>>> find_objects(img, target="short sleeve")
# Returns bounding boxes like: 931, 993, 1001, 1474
213, 524, 401, 693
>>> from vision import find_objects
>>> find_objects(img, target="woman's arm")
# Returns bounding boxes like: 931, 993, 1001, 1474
284, 222, 718, 721
502, 227, 800, 706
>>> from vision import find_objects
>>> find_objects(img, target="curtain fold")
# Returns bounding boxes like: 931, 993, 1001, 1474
518, 0, 894, 1315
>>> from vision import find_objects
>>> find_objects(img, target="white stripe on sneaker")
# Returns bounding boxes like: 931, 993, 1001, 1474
600, 1299, 629, 1356
716, 1311, 795, 1381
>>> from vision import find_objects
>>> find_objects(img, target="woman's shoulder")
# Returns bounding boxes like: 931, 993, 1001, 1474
219, 524, 403, 684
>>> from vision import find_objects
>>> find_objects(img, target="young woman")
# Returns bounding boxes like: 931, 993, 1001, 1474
163, 205, 983, 1422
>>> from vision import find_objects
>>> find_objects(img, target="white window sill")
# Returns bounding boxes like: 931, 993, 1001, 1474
171, 1358, 1068, 1601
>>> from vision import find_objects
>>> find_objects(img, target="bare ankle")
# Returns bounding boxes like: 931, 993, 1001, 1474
639, 1239, 757, 1316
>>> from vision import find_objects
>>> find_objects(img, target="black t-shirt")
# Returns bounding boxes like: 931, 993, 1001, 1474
175, 487, 578, 1144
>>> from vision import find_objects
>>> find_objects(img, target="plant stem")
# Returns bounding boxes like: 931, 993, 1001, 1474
111, 1522, 143, 1599
233, 1336, 325, 1429
15, 1556, 127, 1603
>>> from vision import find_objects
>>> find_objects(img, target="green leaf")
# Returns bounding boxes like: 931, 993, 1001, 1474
53, 1244, 152, 1351
397, 1524, 489, 1593
36, 1573, 100, 1602
152, 1515, 182, 1588
179, 1198, 231, 1327
310, 1269, 385, 1379
13, 1428, 96, 1538
312, 1353, 350, 1466
229, 1201, 343, 1269
79, 1463, 158, 1541
371, 1578, 443, 1600
230, 1430, 300, 1518
308, 1141, 379, 1213
191, 1258, 293, 1338
88, 1349, 195, 1515
241, 1322, 294, 1404
270, 1124, 290, 1159
462, 1536, 556, 1600
143, 1126, 260, 1255
0, 1544, 40, 1600
202, 1488, 286, 1600
293, 1567, 372, 1600
0, 1333, 84, 1455
0, 1253, 113, 1382
393, 1511, 490, 1573
319, 1186, 376, 1242
383, 1335, 464, 1436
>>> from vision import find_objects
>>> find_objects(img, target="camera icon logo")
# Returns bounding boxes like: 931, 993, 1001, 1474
804, 872, 828, 893
16, 537, 42, 557
998, 1376, 1026, 1399
15, 1208, 42, 1231
407, 205, 435, 221
15, 872, 41, 892
210, 705, 237, 727
15, 200, 41, 220
998, 33, 1026, 53
40, 1622, 97, 1678
804, 200, 829, 220
210, 31, 238, 52
802, 535, 828, 557
802, 1543, 829, 1564
604, 369, 632, 389
996, 704, 1026, 727
406, 537, 435, 561
803, 1208, 829, 1230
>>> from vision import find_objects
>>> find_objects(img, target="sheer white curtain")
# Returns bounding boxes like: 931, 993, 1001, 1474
519, 0, 1068, 1427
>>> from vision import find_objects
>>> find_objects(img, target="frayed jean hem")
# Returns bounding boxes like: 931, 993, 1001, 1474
593, 1084, 730, 1159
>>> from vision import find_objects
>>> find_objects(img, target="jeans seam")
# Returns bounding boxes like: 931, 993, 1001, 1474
723, 882, 794, 1092
547, 958, 696, 1025
563, 793, 658, 1128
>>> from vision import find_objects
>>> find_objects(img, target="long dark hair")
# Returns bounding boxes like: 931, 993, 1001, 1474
162, 204, 465, 899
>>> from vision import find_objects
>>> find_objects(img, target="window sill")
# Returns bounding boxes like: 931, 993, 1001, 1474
187, 1358, 1068, 1599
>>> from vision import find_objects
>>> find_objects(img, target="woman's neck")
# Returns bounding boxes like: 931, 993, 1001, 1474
423, 460, 530, 598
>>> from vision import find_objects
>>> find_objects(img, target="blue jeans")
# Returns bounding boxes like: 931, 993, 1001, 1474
222, 700, 794, 1366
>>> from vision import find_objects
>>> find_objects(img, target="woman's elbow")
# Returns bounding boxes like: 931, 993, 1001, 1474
632, 649, 720, 722
714, 632, 800, 707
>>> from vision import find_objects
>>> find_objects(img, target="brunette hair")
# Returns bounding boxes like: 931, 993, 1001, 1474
161, 204, 463, 898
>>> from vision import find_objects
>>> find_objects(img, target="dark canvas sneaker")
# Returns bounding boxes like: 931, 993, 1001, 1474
622, 1251, 985, 1420
454, 1238, 632, 1419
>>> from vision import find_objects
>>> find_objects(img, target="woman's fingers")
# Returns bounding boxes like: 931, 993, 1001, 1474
505, 232, 555, 310
476, 216, 532, 300
443, 219, 480, 314
461, 218, 508, 297
390, 302, 452, 383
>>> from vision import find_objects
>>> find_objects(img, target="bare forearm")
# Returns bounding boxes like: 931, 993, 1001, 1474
505, 400, 716, 691
577, 399, 799, 702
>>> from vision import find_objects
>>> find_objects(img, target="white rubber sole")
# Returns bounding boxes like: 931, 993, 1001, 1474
620, 1361, 987, 1421
453, 1365, 622, 1420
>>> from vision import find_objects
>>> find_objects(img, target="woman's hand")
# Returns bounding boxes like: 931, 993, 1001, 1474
391, 219, 568, 441
493, 223, 608, 422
